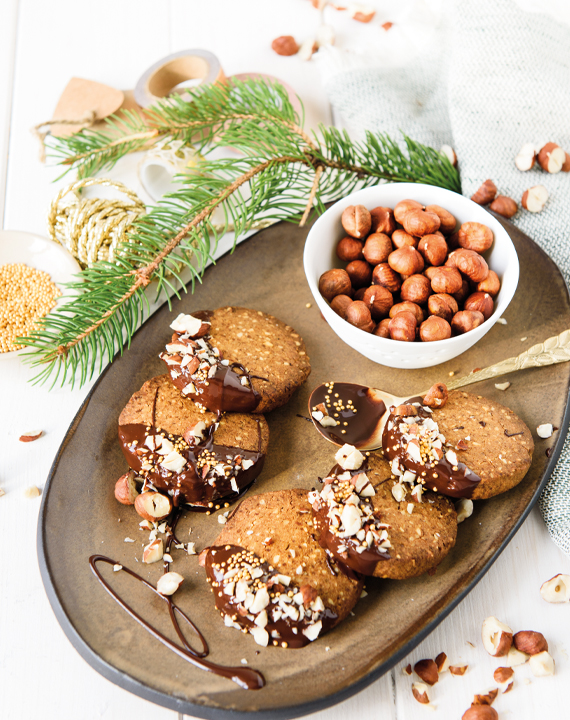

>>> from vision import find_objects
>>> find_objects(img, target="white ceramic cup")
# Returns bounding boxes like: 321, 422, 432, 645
304, 183, 519, 369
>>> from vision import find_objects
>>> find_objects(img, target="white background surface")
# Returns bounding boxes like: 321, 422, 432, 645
0, 2, 568, 719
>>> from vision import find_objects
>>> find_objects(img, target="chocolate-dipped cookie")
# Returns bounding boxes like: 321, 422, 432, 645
200, 489, 363, 648
118, 374, 269, 509
310, 450, 457, 580
160, 307, 311, 414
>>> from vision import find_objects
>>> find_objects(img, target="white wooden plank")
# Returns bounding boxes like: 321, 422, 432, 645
0, 0, 19, 227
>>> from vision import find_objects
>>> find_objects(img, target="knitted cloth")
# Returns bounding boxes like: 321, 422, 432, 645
319, 0, 570, 554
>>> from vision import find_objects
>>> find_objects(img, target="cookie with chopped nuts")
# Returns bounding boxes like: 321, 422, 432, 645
200, 488, 363, 647
430, 391, 534, 499
160, 307, 311, 414
118, 374, 269, 509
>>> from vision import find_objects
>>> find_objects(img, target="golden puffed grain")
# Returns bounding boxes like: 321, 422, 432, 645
0, 263, 61, 352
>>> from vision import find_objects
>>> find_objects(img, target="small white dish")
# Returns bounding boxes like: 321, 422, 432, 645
0, 230, 81, 358
303, 183, 519, 369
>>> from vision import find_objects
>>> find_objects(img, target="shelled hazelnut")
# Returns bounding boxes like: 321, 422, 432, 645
318, 197, 501, 343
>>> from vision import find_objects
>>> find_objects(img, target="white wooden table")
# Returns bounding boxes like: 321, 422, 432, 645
0, 2, 568, 719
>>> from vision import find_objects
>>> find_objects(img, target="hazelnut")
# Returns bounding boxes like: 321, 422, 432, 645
452, 278, 471, 304
391, 229, 418, 248
515, 143, 536, 171
388, 311, 417, 341
428, 293, 458, 322
464, 292, 494, 320
411, 682, 430, 705
157, 571, 184, 596
402, 209, 441, 237
353, 287, 366, 301
271, 36, 299, 56
363, 233, 393, 264
435, 652, 449, 673
418, 234, 448, 266
529, 650, 555, 677
345, 301, 375, 332
481, 616, 513, 657
336, 236, 364, 262
420, 316, 451, 342
423, 266, 439, 281
393, 198, 423, 224
319, 268, 352, 301
446, 248, 489, 282
346, 259, 372, 288
447, 230, 460, 250
372, 263, 402, 293
401, 274, 431, 304
457, 222, 494, 253
451, 310, 485, 335
135, 491, 173, 521
370, 206, 396, 235
341, 204, 372, 238
538, 142, 566, 173
330, 294, 352, 318
473, 689, 499, 706
522, 184, 549, 212
493, 666, 514, 684
462, 707, 498, 720
471, 179, 497, 205
423, 382, 449, 407
513, 630, 548, 656
430, 266, 463, 294
449, 665, 468, 676
540, 573, 570, 603
390, 301, 424, 324
425, 204, 456, 234
114, 470, 139, 505
440, 144, 457, 166
362, 285, 393, 320
413, 659, 439, 686
476, 270, 500, 296
373, 318, 391, 338
563, 152, 570, 172
388, 246, 424, 275
489, 195, 518, 218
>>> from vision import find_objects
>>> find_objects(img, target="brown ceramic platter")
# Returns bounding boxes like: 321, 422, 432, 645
38, 214, 570, 719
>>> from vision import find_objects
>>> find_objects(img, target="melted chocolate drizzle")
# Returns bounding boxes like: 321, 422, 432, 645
89, 555, 265, 690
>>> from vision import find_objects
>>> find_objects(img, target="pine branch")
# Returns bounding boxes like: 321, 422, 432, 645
23, 78, 461, 386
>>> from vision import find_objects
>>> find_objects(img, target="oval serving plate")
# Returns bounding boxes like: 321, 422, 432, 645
38, 215, 570, 719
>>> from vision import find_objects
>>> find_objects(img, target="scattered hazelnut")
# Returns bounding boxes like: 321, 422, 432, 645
393, 199, 424, 224
330, 294, 352, 318
476, 270, 500, 297
401, 274, 431, 304
389, 301, 424, 324
462, 707, 498, 720
563, 152, 570, 172
341, 204, 372, 238
481, 616, 513, 657
411, 682, 430, 704
457, 222, 494, 253
135, 491, 173, 522
24, 485, 41, 499
447, 249, 489, 282
350, 4, 376, 22
362, 285, 393, 320
540, 573, 570, 603
391, 229, 418, 249
345, 301, 375, 333
298, 38, 318, 61
373, 318, 391, 338
388, 246, 424, 275
418, 234, 448, 266
372, 263, 402, 293
420, 316, 451, 342
423, 382, 449, 407
271, 36, 299, 56
473, 689, 498, 706
19, 430, 43, 442
319, 268, 352, 301
428, 293, 458, 322
430, 266, 463, 294
143, 538, 164, 564
440, 144, 457, 166
513, 631, 548, 656
505, 645, 529, 667
536, 423, 553, 438
451, 310, 485, 335
521, 185, 549, 212
363, 233, 393, 264
402, 209, 441, 237
369, 206, 396, 235
426, 204, 457, 234
529, 650, 555, 677
388, 311, 417, 342
493, 666, 514, 684
157, 571, 184, 596
449, 665, 468, 676
455, 498, 473, 523
336, 236, 364, 262
489, 195, 518, 218
435, 652, 449, 673
464, 292, 494, 320
514, 143, 536, 171
538, 142, 566, 173
471, 179, 497, 205
346, 259, 372, 288
414, 659, 439, 685
114, 470, 140, 505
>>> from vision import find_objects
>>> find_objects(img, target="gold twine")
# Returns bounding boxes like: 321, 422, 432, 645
31, 111, 97, 163
47, 177, 146, 267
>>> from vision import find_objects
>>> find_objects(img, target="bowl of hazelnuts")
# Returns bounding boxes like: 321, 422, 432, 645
304, 183, 519, 368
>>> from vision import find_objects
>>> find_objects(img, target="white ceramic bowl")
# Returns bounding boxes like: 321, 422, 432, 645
304, 183, 519, 369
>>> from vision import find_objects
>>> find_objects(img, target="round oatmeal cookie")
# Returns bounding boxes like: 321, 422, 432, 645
160, 306, 311, 414
430, 390, 534, 500
200, 489, 363, 648
118, 374, 269, 509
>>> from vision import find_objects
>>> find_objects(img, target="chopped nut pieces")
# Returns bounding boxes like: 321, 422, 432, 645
529, 650, 555, 676
536, 423, 553, 439
505, 645, 529, 667
440, 145, 457, 166
521, 185, 549, 213
481, 616, 513, 657
435, 652, 449, 673
513, 630, 548, 655
515, 143, 536, 171
455, 498, 473, 523
19, 430, 43, 442
414, 658, 439, 685
157, 571, 184, 596
24, 485, 41, 499
494, 382, 510, 391
134, 491, 172, 522
114, 470, 140, 505
423, 382, 448, 409
403, 663, 412, 675
334, 444, 364, 471
473, 689, 498, 705
493, 666, 514, 684
411, 682, 431, 704
449, 665, 468, 676
271, 36, 299, 56
113, 564, 122, 572
538, 142, 566, 173
540, 573, 570, 602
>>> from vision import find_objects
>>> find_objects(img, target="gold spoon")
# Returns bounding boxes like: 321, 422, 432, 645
308, 328, 570, 451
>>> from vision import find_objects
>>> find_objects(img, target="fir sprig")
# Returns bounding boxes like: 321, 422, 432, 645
22, 78, 460, 387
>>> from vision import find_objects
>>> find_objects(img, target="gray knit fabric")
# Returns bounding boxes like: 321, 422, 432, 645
323, 0, 570, 554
